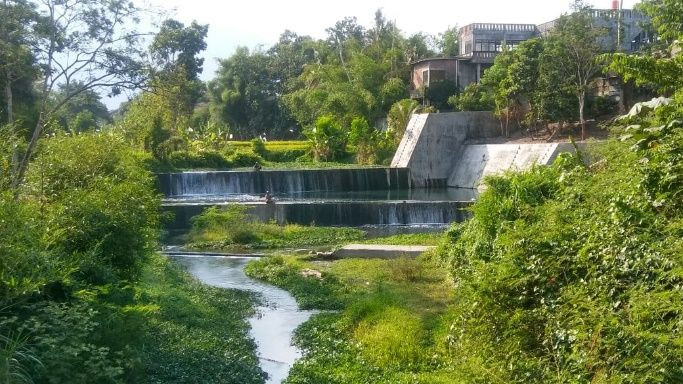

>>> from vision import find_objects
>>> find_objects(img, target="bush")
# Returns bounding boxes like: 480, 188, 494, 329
305, 115, 347, 162
250, 138, 267, 157
437, 123, 683, 382
349, 117, 380, 164
167, 150, 232, 169
26, 134, 161, 283
228, 150, 264, 167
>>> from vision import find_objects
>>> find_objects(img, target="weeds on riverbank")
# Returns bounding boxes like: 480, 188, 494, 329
246, 117, 683, 383
186, 205, 366, 251
132, 255, 264, 383
245, 254, 460, 383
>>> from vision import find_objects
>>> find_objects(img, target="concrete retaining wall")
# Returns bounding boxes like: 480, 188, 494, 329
392, 112, 585, 189
391, 112, 499, 186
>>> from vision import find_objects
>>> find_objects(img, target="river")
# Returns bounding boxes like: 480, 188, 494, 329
171, 255, 316, 384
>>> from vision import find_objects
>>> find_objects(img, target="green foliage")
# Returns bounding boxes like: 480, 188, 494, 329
379, 78, 408, 111
449, 83, 494, 112
424, 80, 458, 110
245, 257, 345, 310
436, 117, 682, 382
1, 300, 128, 383
387, 99, 419, 144
25, 133, 160, 283
349, 117, 380, 164
250, 138, 267, 157
131, 255, 264, 383
637, 0, 683, 43
187, 206, 365, 251
166, 149, 232, 169
437, 26, 459, 57
246, 255, 458, 383
305, 115, 347, 162
604, 0, 683, 99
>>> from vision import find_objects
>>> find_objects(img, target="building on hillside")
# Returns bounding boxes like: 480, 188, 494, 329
410, 7, 651, 105
410, 23, 538, 100
538, 8, 651, 52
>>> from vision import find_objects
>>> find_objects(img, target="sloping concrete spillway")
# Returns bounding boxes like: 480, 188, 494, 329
392, 112, 584, 189
160, 167, 475, 232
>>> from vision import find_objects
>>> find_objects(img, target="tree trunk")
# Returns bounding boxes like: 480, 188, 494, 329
4, 74, 13, 125
11, 113, 43, 193
5, 71, 20, 180
578, 92, 586, 141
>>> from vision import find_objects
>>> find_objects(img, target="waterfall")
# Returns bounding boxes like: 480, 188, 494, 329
158, 168, 412, 197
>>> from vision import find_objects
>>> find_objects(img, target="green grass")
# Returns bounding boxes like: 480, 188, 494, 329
229, 140, 310, 151
189, 223, 366, 251
186, 206, 366, 251
186, 206, 447, 252
244, 254, 461, 383
361, 232, 444, 246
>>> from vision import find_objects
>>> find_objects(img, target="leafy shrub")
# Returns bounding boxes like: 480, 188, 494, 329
228, 150, 264, 167
437, 121, 683, 382
387, 99, 419, 145
250, 138, 267, 157
425, 80, 458, 110
1, 300, 127, 384
305, 115, 347, 162
167, 149, 232, 169
349, 117, 380, 164
26, 134, 161, 283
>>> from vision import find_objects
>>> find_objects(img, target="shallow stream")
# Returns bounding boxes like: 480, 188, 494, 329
172, 255, 316, 384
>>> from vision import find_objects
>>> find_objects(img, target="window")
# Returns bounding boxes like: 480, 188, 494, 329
430, 70, 446, 82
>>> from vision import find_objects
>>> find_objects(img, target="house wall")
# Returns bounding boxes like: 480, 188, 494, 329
411, 60, 459, 90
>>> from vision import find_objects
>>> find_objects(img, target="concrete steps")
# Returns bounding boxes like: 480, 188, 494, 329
331, 244, 435, 259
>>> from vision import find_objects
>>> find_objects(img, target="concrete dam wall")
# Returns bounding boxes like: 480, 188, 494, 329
164, 201, 470, 230
392, 112, 582, 189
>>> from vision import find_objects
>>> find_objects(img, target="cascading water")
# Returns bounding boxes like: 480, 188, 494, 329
158, 168, 411, 197
159, 167, 475, 231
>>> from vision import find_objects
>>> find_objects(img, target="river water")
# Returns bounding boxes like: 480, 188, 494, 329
171, 255, 316, 384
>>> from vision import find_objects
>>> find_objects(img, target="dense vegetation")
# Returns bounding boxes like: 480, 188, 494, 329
246, 108, 682, 382
0, 133, 265, 383
187, 206, 366, 251
243, 3, 683, 380
1, 0, 681, 383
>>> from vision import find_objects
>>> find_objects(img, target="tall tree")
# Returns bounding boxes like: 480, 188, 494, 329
12, 0, 150, 191
437, 26, 460, 57
208, 47, 283, 139
546, 1, 606, 140
50, 82, 111, 133
0, 0, 41, 176
150, 19, 208, 81
326, 17, 365, 82
149, 19, 208, 132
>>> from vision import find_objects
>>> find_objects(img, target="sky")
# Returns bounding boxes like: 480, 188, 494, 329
106, 0, 639, 108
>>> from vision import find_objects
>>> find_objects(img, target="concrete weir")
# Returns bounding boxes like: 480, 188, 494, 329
392, 112, 583, 189
163, 200, 470, 231
158, 167, 411, 197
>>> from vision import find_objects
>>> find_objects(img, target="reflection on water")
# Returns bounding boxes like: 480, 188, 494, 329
163, 187, 478, 204
172, 255, 316, 384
